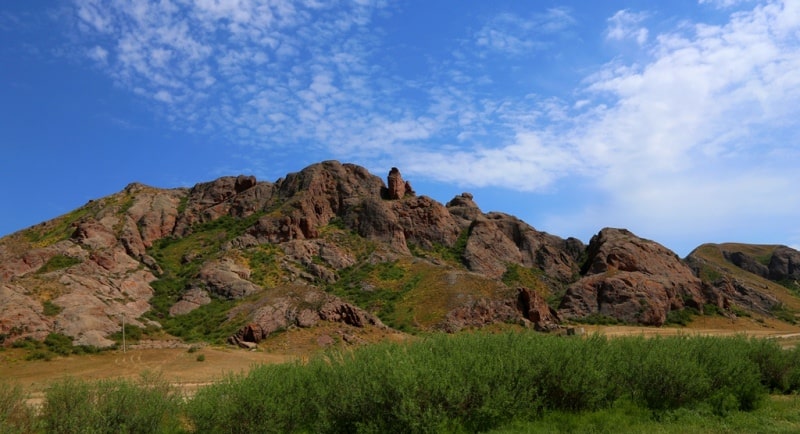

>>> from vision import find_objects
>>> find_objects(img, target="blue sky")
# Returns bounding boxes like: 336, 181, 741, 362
2, 0, 799, 257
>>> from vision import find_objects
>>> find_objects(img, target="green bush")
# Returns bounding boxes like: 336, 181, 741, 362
41, 373, 183, 434
0, 383, 39, 434
42, 300, 63, 317
15, 332, 800, 433
186, 333, 791, 433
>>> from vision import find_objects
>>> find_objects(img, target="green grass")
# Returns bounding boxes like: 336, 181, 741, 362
11, 333, 102, 360
143, 213, 266, 342
502, 263, 549, 293
328, 261, 419, 329
36, 255, 82, 274
408, 228, 470, 266
665, 307, 700, 326
245, 245, 285, 288
489, 396, 800, 433
41, 300, 62, 317
41, 373, 183, 434
0, 383, 39, 434
153, 299, 244, 343
22, 207, 94, 248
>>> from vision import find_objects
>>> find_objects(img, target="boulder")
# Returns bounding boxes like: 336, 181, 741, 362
198, 259, 261, 299
169, 288, 212, 316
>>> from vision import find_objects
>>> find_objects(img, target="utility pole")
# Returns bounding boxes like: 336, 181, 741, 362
121, 313, 126, 353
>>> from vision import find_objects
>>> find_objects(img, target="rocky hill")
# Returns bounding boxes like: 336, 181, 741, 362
1, 161, 798, 348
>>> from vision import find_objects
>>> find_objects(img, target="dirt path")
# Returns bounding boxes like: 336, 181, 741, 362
0, 346, 294, 397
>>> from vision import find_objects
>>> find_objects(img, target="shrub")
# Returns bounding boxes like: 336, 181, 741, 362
42, 300, 63, 317
41, 373, 183, 434
0, 383, 38, 434
37, 254, 82, 274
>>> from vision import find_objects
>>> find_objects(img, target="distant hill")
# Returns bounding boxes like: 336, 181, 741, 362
1, 161, 798, 348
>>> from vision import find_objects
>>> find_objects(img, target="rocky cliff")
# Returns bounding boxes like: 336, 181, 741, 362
1, 161, 798, 348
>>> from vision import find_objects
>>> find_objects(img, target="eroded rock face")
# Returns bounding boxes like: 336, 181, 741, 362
769, 246, 800, 282
439, 287, 560, 332
517, 287, 560, 331
559, 228, 705, 326
169, 288, 212, 316
446, 193, 481, 229
386, 167, 414, 200
227, 290, 384, 347
198, 259, 261, 299
463, 213, 583, 281
724, 251, 769, 278
4, 160, 798, 348
704, 277, 778, 315
0, 283, 53, 342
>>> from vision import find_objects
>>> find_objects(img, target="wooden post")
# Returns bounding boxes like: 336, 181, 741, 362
121, 313, 126, 353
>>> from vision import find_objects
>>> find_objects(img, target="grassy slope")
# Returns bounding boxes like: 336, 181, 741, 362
690, 243, 800, 311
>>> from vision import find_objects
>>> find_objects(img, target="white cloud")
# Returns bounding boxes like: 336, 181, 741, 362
699, 0, 756, 9
87, 45, 107, 63
475, 8, 576, 55
65, 0, 800, 253
606, 10, 649, 45
153, 89, 173, 103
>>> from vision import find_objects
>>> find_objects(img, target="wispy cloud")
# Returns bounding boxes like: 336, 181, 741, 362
64, 0, 800, 251
606, 10, 649, 45
474, 8, 576, 55
698, 0, 757, 9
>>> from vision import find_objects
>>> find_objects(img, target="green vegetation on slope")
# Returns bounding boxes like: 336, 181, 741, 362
35, 255, 82, 274
143, 213, 265, 343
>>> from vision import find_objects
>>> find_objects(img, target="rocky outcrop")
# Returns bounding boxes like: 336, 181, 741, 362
440, 287, 560, 332
517, 287, 560, 331
227, 290, 384, 347
3, 161, 800, 349
385, 167, 414, 200
198, 259, 261, 299
172, 176, 272, 236
705, 277, 778, 315
559, 228, 705, 326
723, 251, 769, 278
463, 212, 583, 281
169, 288, 212, 316
769, 246, 800, 282
0, 283, 53, 342
246, 161, 383, 244
446, 193, 481, 229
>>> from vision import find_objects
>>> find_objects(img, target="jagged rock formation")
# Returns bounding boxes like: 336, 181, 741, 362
227, 288, 384, 348
386, 167, 414, 200
559, 228, 705, 326
1, 160, 799, 349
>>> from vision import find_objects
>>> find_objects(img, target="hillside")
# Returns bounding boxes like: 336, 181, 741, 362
1, 161, 799, 349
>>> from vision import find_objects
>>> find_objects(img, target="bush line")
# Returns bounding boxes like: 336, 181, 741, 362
3, 333, 800, 433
